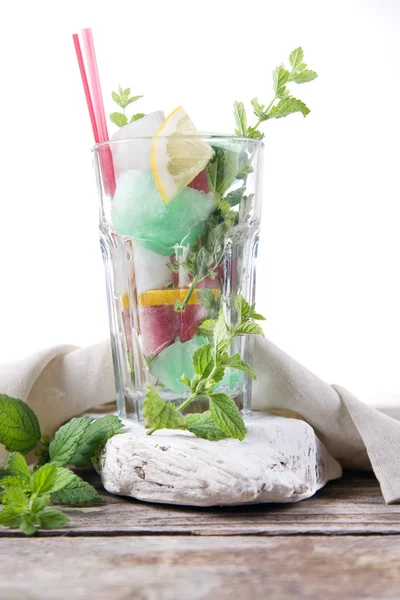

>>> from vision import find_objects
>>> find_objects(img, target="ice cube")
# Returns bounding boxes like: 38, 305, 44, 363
150, 336, 208, 393
111, 111, 165, 175
111, 170, 216, 255
133, 244, 173, 293
150, 336, 244, 394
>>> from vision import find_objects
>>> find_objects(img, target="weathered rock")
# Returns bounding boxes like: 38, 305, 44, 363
98, 413, 342, 507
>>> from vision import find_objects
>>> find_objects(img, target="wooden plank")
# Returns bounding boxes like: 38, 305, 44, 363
0, 472, 399, 538
0, 535, 399, 599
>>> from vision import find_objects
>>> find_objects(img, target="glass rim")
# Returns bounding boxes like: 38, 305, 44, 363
91, 134, 264, 152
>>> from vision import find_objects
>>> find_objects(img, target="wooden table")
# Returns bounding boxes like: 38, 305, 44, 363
1, 429, 400, 598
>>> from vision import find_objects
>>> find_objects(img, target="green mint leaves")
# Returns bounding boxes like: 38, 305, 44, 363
175, 144, 249, 312
0, 395, 41, 454
234, 47, 317, 139
143, 387, 186, 431
109, 85, 144, 127
0, 395, 124, 535
49, 416, 92, 467
207, 146, 240, 197
143, 295, 265, 441
289, 47, 318, 83
0, 453, 101, 536
197, 289, 220, 320
185, 412, 227, 441
268, 98, 310, 119
209, 393, 247, 441
68, 415, 124, 467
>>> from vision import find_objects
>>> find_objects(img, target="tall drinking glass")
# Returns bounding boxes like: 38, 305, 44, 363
93, 135, 264, 420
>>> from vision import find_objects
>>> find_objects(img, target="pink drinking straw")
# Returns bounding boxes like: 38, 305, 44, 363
72, 34, 100, 143
74, 28, 116, 196
80, 28, 110, 143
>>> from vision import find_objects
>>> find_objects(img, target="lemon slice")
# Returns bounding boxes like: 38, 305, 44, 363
151, 106, 214, 204
121, 289, 219, 308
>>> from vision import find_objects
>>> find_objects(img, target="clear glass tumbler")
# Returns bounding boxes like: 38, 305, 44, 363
93, 135, 264, 420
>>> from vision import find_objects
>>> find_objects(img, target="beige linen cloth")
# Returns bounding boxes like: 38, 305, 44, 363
0, 337, 399, 503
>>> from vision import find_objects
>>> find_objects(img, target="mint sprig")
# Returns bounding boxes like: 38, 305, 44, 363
173, 161, 250, 313
0, 396, 124, 535
143, 295, 265, 440
234, 47, 317, 139
0, 453, 101, 535
109, 85, 144, 127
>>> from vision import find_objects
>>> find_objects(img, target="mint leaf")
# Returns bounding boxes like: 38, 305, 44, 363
234, 321, 264, 336
192, 344, 213, 377
49, 416, 92, 467
273, 65, 290, 99
197, 289, 215, 312
207, 146, 239, 196
52, 467, 76, 493
143, 386, 186, 430
19, 515, 36, 536
208, 365, 225, 385
38, 509, 69, 530
205, 223, 226, 263
197, 289, 220, 320
225, 185, 246, 207
214, 312, 229, 353
51, 472, 101, 504
209, 393, 247, 441
250, 97, 267, 120
185, 412, 227, 441
69, 415, 124, 467
250, 312, 266, 321
126, 95, 143, 106
218, 352, 256, 379
31, 495, 51, 513
225, 359, 256, 379
197, 318, 217, 337
290, 69, 318, 84
0, 395, 41, 454
0, 506, 23, 527
32, 463, 57, 495
237, 195, 252, 224
5, 453, 31, 486
0, 475, 27, 491
246, 126, 264, 139
2, 486, 28, 510
235, 295, 252, 322
109, 112, 128, 127
112, 91, 124, 108
130, 113, 145, 122
289, 47, 304, 70
233, 101, 248, 137
269, 97, 310, 119
234, 297, 266, 324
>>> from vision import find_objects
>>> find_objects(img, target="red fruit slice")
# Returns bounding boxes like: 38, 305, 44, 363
178, 304, 208, 343
138, 305, 178, 357
188, 169, 210, 193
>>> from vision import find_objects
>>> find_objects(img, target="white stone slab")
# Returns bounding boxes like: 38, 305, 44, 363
98, 413, 342, 507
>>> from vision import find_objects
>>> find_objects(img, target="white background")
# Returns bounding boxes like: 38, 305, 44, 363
0, 0, 399, 407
